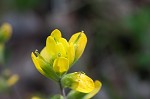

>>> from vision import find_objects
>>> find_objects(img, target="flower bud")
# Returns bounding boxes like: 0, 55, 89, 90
7, 74, 19, 87
0, 23, 12, 43
69, 31, 87, 61
31, 29, 87, 81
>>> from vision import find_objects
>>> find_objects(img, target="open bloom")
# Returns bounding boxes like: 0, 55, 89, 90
61, 72, 102, 94
31, 29, 87, 80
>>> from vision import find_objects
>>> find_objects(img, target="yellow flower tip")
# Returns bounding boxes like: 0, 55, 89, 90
95, 80, 102, 90
69, 32, 87, 44
68, 43, 75, 65
31, 52, 39, 70
76, 32, 87, 59
0, 23, 12, 42
31, 52, 39, 64
31, 52, 46, 76
31, 96, 41, 99
46, 36, 57, 55
72, 72, 95, 93
84, 80, 102, 99
59, 38, 69, 52
69, 32, 87, 60
40, 47, 52, 62
1, 22, 12, 34
53, 57, 69, 73
51, 29, 62, 40
92, 80, 102, 95
31, 52, 37, 60
7, 74, 19, 86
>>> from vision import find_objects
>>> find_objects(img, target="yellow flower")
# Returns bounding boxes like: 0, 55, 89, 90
67, 80, 102, 99
69, 31, 87, 61
31, 29, 87, 79
83, 80, 102, 99
61, 72, 95, 93
7, 74, 19, 87
0, 23, 12, 43
31, 96, 41, 99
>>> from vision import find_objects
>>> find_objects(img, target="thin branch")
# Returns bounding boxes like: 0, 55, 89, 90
59, 80, 66, 99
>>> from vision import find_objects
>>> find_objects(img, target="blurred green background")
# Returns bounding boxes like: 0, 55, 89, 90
0, 0, 150, 99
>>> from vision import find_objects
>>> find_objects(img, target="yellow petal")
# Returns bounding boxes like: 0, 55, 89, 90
53, 57, 69, 73
59, 38, 69, 52
46, 36, 57, 56
31, 52, 47, 76
83, 80, 102, 99
0, 23, 12, 33
75, 33, 87, 60
72, 72, 95, 93
69, 33, 80, 44
56, 42, 66, 57
40, 47, 52, 63
68, 43, 75, 65
51, 29, 62, 41
31, 96, 41, 99
69, 32, 87, 60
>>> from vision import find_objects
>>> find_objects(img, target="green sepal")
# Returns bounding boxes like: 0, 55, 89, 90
61, 73, 77, 88
67, 90, 86, 99
40, 63, 59, 82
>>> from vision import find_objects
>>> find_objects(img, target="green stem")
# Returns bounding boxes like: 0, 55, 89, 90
59, 79, 66, 99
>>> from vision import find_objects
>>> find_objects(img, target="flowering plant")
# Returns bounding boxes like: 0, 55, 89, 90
0, 23, 19, 92
31, 29, 102, 99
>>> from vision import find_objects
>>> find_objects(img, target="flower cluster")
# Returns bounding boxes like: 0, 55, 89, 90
31, 29, 102, 99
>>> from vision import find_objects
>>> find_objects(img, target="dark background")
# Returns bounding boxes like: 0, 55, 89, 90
0, 0, 150, 99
